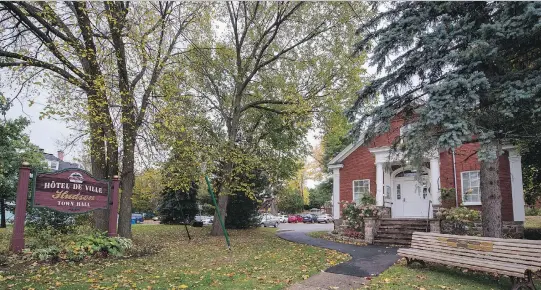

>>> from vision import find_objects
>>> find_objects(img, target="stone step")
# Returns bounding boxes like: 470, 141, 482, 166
375, 233, 414, 239
373, 238, 412, 246
376, 229, 425, 235
378, 226, 428, 230
379, 220, 428, 225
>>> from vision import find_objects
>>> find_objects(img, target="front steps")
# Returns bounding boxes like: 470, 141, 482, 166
374, 218, 429, 247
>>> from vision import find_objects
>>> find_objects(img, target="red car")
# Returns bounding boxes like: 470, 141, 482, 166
295, 215, 303, 223
288, 215, 298, 223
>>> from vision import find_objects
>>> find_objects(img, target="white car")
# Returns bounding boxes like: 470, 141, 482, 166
260, 214, 280, 227
279, 215, 288, 223
195, 215, 213, 225
317, 214, 333, 223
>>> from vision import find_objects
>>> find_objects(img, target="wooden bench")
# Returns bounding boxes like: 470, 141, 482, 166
398, 232, 541, 290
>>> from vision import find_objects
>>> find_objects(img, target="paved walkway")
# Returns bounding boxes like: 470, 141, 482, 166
277, 229, 399, 289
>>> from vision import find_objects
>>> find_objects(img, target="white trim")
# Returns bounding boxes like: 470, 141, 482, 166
463, 202, 482, 206
332, 168, 341, 219
328, 164, 344, 169
461, 170, 481, 205
507, 148, 525, 221
352, 179, 370, 203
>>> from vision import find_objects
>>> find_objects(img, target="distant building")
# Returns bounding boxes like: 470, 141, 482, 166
42, 150, 82, 171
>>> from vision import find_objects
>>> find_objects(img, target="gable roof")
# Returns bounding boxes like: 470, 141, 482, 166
327, 134, 365, 166
43, 153, 81, 170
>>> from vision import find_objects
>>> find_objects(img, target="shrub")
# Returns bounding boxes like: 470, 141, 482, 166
340, 198, 383, 234
437, 207, 481, 236
26, 233, 132, 262
343, 228, 364, 239
226, 190, 260, 229
158, 183, 198, 224
525, 207, 541, 216
26, 208, 75, 234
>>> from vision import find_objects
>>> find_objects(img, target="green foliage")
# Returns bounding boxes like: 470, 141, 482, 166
0, 95, 45, 226
340, 198, 381, 232
439, 188, 457, 207
352, 2, 541, 163
158, 183, 198, 224
25, 208, 75, 234
225, 190, 260, 229
132, 168, 163, 214
277, 191, 305, 214
308, 179, 332, 209
437, 207, 481, 236
522, 140, 541, 205
27, 233, 132, 262
526, 207, 541, 216
437, 207, 481, 222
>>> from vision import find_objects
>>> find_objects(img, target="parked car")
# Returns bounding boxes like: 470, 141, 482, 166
288, 215, 298, 223
317, 214, 333, 223
302, 214, 318, 223
279, 215, 288, 223
260, 214, 280, 227
152, 216, 159, 221
131, 213, 144, 224
295, 215, 304, 223
195, 215, 213, 225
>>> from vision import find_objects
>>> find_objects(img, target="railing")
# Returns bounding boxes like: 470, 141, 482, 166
426, 200, 432, 232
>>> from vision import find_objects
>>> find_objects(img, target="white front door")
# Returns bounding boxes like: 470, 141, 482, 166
392, 177, 430, 218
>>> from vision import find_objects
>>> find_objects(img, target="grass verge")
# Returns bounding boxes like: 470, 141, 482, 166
369, 259, 541, 289
0, 225, 349, 289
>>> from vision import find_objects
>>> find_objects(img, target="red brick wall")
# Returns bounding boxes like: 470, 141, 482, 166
339, 147, 376, 206
337, 115, 515, 221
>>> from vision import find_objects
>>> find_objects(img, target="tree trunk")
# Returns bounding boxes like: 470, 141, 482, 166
211, 194, 229, 236
0, 199, 6, 228
117, 134, 136, 238
480, 141, 502, 238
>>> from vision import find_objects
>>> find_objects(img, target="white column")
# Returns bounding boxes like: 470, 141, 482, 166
508, 149, 525, 222
331, 166, 342, 219
376, 162, 384, 206
430, 157, 441, 205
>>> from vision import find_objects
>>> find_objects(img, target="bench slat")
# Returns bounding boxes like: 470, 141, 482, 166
410, 244, 541, 268
398, 251, 525, 277
410, 236, 541, 258
399, 249, 530, 274
413, 232, 541, 246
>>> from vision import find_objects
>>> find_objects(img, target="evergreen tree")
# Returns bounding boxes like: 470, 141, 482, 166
158, 183, 198, 224
351, 2, 541, 237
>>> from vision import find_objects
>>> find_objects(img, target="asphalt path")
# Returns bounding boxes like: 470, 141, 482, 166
276, 222, 399, 277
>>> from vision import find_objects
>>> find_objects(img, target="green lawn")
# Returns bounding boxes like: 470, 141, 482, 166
369, 217, 541, 289
525, 215, 541, 229
369, 259, 541, 290
306, 231, 329, 239
0, 225, 349, 289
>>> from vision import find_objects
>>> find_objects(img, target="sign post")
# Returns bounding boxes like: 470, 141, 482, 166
108, 175, 120, 237
10, 166, 116, 252
10, 163, 31, 253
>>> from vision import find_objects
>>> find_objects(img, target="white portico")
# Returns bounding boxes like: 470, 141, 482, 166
369, 147, 441, 218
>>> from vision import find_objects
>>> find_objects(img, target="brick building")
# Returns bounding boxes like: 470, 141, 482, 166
328, 117, 525, 222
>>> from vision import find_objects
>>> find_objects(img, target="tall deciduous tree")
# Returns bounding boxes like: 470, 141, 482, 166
0, 2, 202, 237
176, 2, 368, 235
351, 2, 541, 237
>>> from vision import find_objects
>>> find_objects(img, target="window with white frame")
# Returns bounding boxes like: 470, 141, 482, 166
49, 161, 58, 171
400, 124, 413, 144
461, 171, 480, 204
353, 180, 370, 203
